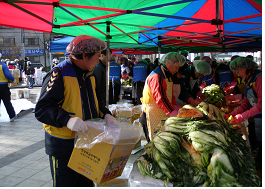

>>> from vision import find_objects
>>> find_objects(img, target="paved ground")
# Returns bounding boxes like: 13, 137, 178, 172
0, 84, 145, 187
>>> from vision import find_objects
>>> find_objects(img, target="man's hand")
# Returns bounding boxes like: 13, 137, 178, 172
66, 117, 88, 133
104, 114, 117, 126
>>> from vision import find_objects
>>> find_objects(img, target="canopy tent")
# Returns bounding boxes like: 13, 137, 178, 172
0, 0, 262, 53
50, 36, 158, 54
0, 0, 261, 106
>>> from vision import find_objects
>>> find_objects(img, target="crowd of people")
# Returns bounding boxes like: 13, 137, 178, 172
0, 56, 36, 88
1, 35, 261, 186
99, 50, 262, 174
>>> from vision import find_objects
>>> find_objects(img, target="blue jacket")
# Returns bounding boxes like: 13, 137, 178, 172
109, 61, 121, 81
133, 62, 148, 82
201, 72, 214, 86
0, 62, 14, 84
216, 69, 234, 88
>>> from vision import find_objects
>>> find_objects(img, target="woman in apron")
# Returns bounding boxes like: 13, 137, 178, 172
223, 57, 262, 170
139, 52, 186, 141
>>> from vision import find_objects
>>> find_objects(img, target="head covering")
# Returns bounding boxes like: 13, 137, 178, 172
201, 56, 212, 65
180, 50, 189, 57
27, 61, 31, 65
1, 59, 5, 62
139, 59, 148, 65
53, 58, 58, 63
66, 35, 106, 55
229, 57, 258, 72
178, 63, 188, 75
231, 55, 240, 61
246, 55, 254, 60
194, 60, 211, 75
120, 56, 128, 62
14, 59, 19, 62
144, 58, 151, 63
194, 56, 201, 61
159, 52, 185, 67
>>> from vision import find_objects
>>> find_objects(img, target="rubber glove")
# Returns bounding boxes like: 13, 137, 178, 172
223, 113, 232, 120
67, 117, 88, 133
225, 94, 242, 101
197, 91, 207, 100
187, 97, 196, 107
230, 114, 244, 124
13, 79, 17, 84
168, 109, 178, 117
104, 114, 117, 126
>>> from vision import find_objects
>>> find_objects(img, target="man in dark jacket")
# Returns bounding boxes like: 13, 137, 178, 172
35, 35, 117, 187
0, 53, 16, 122
93, 48, 112, 106
109, 56, 121, 104
24, 61, 35, 89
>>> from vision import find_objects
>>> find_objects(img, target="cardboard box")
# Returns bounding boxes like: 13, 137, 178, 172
116, 108, 132, 117
68, 131, 136, 184
95, 178, 128, 187
134, 113, 140, 120
133, 139, 141, 150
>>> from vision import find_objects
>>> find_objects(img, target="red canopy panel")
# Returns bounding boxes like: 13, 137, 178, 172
164, 0, 223, 38
0, 1, 54, 33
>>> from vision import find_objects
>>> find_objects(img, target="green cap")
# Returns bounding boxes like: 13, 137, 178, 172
139, 59, 148, 65
194, 56, 201, 60
144, 58, 151, 63
159, 52, 186, 67
194, 60, 211, 75
180, 50, 189, 56
229, 57, 258, 72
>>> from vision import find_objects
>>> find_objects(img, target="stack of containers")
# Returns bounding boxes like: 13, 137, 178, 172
12, 69, 20, 86
35, 68, 43, 85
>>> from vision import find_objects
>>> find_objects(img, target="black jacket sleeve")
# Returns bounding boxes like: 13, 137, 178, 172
178, 79, 193, 102
95, 77, 112, 117
35, 68, 71, 128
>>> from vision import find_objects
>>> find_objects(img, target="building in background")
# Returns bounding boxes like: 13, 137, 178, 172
0, 26, 64, 69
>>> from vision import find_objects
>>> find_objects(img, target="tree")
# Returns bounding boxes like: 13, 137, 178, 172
0, 42, 24, 61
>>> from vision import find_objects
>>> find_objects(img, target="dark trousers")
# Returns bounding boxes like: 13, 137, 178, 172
248, 121, 257, 150
133, 81, 145, 105
49, 155, 94, 187
109, 81, 121, 104
0, 84, 15, 119
27, 75, 34, 88
139, 112, 150, 142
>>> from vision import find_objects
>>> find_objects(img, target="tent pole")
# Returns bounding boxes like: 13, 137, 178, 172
49, 52, 52, 70
158, 35, 161, 58
106, 21, 111, 108
260, 49, 262, 70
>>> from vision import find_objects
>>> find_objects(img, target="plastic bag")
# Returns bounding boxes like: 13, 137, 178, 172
74, 118, 143, 149
128, 162, 173, 187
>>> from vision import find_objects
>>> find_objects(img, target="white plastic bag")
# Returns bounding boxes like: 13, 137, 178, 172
74, 119, 143, 149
